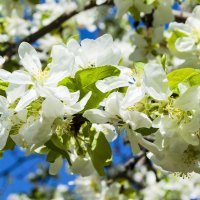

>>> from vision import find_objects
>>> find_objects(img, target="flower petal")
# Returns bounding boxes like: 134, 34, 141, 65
175, 37, 195, 52
143, 63, 172, 100
68, 91, 92, 115
0, 122, 11, 150
8, 70, 33, 85
70, 157, 95, 177
42, 95, 64, 119
83, 109, 111, 124
49, 156, 63, 175
6, 84, 27, 103
96, 76, 130, 93
18, 42, 41, 74
0, 69, 11, 81
122, 85, 144, 109
15, 89, 38, 111
46, 45, 75, 85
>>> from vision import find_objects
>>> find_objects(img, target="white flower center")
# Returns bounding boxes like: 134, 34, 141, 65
34, 70, 49, 84
192, 28, 200, 43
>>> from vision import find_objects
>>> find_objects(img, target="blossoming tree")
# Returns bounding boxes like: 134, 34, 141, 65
1, 0, 200, 199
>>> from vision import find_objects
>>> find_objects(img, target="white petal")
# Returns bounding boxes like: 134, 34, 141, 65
70, 157, 95, 176
49, 156, 63, 175
105, 92, 123, 116
153, 1, 174, 27
0, 123, 11, 150
174, 85, 200, 111
23, 117, 53, 147
96, 76, 130, 93
83, 109, 111, 124
0, 69, 11, 81
68, 91, 92, 115
168, 22, 191, 35
15, 89, 38, 111
114, 0, 133, 18
97, 34, 113, 47
96, 46, 121, 66
127, 130, 140, 154
122, 85, 144, 109
192, 5, 200, 19
6, 84, 27, 103
92, 124, 117, 142
52, 86, 80, 104
9, 70, 32, 85
0, 96, 8, 112
136, 133, 161, 157
186, 16, 200, 30
0, 56, 5, 66
175, 37, 195, 52
143, 63, 172, 100
42, 96, 64, 119
67, 39, 80, 54
123, 111, 152, 130
18, 42, 41, 74
17, 109, 27, 122
46, 45, 75, 85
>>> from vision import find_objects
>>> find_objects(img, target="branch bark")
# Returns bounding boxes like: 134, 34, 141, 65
0, 1, 113, 60
0, 1, 188, 63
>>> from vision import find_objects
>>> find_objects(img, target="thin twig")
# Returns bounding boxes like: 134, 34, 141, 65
0, 1, 113, 60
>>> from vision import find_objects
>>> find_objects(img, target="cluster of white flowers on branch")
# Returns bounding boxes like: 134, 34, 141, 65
1, 23, 200, 178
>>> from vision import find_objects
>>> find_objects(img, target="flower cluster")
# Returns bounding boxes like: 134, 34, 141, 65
167, 6, 200, 68
1, 30, 200, 178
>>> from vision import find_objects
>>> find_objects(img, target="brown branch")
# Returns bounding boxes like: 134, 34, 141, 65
0, 1, 114, 61
1, 2, 189, 63
107, 152, 145, 186
173, 10, 191, 23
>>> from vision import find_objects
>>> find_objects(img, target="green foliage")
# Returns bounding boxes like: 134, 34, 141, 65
167, 68, 200, 90
144, 0, 156, 4
2, 136, 15, 151
46, 150, 59, 163
59, 66, 120, 110
88, 131, 112, 176
27, 0, 40, 4
167, 30, 188, 57
135, 127, 158, 136
3, 60, 21, 72
0, 80, 8, 97
188, 74, 200, 86
45, 135, 71, 165
129, 6, 140, 21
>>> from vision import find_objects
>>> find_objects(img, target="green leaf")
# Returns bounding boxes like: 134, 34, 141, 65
76, 66, 120, 110
129, 6, 140, 21
45, 135, 71, 165
135, 127, 158, 136
144, 0, 156, 4
59, 66, 120, 110
134, 62, 145, 72
123, 189, 136, 198
88, 131, 112, 176
188, 74, 200, 86
0, 151, 3, 158
167, 30, 188, 56
58, 77, 77, 92
27, 0, 40, 4
167, 68, 200, 90
3, 136, 15, 151
0, 80, 8, 97
46, 150, 59, 163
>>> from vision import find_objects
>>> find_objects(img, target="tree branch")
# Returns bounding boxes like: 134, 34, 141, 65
1, 1, 189, 63
0, 1, 113, 61
173, 10, 191, 23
